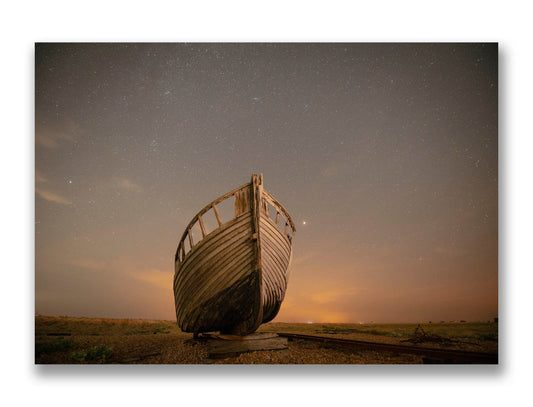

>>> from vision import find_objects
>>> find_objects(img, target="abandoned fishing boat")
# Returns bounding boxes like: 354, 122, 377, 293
173, 174, 295, 336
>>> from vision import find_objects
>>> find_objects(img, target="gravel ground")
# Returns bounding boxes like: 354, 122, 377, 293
36, 333, 423, 364
35, 316, 496, 364
208, 342, 423, 364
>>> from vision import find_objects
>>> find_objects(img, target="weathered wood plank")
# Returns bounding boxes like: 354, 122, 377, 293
175, 218, 254, 307
260, 215, 292, 257
204, 334, 288, 359
262, 190, 296, 232
174, 182, 250, 261
261, 199, 268, 216
212, 204, 222, 226
175, 214, 253, 292
175, 217, 255, 324
198, 215, 207, 238
234, 186, 251, 217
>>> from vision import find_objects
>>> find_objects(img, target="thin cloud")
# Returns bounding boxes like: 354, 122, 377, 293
36, 120, 81, 149
112, 177, 143, 193
35, 171, 48, 184
69, 258, 109, 271
129, 269, 172, 290
292, 252, 316, 265
36, 129, 75, 149
36, 188, 71, 205
311, 287, 358, 304
67, 259, 172, 291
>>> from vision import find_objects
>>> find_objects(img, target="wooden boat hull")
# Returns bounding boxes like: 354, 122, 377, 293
173, 175, 295, 335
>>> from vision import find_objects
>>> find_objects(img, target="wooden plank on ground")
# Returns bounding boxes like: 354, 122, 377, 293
204, 333, 288, 359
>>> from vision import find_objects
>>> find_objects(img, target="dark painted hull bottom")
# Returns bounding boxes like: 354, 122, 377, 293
188, 271, 263, 336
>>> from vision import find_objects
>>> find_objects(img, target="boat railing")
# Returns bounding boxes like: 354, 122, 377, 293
175, 182, 249, 265
175, 182, 296, 266
262, 190, 296, 237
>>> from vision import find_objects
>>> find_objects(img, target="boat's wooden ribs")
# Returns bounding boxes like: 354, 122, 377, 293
212, 203, 222, 227
262, 190, 296, 241
175, 179, 297, 268
175, 182, 252, 266
262, 190, 296, 231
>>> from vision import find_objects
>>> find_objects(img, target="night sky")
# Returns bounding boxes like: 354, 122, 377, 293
35, 43, 498, 323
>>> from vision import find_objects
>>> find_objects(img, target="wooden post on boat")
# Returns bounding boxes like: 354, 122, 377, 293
252, 173, 263, 276
252, 174, 264, 332
218, 174, 264, 335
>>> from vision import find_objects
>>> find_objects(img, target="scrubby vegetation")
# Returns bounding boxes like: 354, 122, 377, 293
35, 316, 498, 364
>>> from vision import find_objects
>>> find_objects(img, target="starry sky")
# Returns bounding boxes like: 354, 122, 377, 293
35, 43, 497, 323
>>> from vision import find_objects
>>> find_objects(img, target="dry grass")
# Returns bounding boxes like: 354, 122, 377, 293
35, 316, 498, 364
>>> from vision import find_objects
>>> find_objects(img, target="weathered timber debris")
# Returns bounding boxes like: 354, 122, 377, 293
198, 332, 288, 359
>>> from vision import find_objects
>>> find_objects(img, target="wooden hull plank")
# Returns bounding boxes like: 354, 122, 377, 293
173, 174, 295, 335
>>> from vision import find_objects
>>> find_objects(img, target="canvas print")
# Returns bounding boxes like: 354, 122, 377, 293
35, 43, 498, 364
